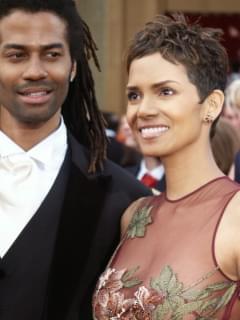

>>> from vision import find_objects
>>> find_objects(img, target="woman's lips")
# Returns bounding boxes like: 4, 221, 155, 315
139, 126, 169, 138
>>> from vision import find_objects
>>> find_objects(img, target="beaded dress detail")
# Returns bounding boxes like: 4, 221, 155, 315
93, 177, 240, 319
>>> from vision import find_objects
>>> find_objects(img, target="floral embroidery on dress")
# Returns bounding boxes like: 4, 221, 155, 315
93, 265, 237, 320
127, 205, 153, 239
93, 267, 142, 319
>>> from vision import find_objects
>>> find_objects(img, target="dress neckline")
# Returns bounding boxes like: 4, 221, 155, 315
163, 175, 227, 203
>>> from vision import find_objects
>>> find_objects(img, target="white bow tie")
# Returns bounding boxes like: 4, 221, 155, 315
0, 154, 37, 208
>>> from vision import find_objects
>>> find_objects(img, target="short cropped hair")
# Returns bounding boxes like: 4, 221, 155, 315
127, 14, 229, 137
127, 14, 228, 102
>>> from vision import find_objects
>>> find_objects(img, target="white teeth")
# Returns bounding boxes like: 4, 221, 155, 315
140, 126, 169, 138
24, 91, 47, 97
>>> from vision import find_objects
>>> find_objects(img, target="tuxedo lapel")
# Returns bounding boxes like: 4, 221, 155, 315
45, 135, 112, 320
156, 175, 166, 192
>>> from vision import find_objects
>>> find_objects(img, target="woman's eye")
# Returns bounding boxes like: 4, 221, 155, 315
127, 91, 140, 101
160, 88, 174, 96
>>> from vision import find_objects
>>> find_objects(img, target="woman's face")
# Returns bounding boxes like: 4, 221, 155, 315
126, 52, 206, 158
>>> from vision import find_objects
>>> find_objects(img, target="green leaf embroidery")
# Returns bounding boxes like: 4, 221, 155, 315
98, 264, 237, 319
210, 283, 237, 312
168, 295, 185, 311
127, 205, 153, 238
149, 265, 237, 319
181, 288, 202, 301
153, 300, 170, 319
150, 265, 183, 296
122, 266, 140, 281
123, 278, 142, 288
121, 266, 142, 288
182, 281, 231, 301
173, 300, 205, 320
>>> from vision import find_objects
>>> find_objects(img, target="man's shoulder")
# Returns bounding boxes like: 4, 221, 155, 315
67, 134, 151, 196
103, 158, 152, 196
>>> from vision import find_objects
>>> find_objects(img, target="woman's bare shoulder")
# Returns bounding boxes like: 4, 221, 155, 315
221, 190, 240, 279
120, 196, 150, 238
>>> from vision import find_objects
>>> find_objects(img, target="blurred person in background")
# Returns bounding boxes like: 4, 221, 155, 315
116, 114, 139, 148
223, 78, 240, 130
211, 117, 240, 177
103, 111, 142, 167
224, 79, 240, 182
126, 154, 165, 191
117, 114, 166, 191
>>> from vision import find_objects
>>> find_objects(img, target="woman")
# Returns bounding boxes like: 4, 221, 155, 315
93, 14, 240, 319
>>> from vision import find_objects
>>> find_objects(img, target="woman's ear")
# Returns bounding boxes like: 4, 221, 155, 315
202, 90, 225, 123
70, 60, 77, 82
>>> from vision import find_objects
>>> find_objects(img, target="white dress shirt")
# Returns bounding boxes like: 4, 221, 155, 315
137, 159, 165, 181
0, 119, 67, 257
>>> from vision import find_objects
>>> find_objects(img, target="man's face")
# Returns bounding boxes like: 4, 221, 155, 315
0, 10, 75, 130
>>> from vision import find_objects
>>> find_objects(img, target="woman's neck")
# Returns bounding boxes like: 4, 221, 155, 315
162, 143, 224, 201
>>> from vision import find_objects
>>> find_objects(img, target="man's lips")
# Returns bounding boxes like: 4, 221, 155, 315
17, 86, 52, 94
17, 88, 53, 105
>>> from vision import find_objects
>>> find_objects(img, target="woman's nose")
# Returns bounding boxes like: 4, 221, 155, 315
137, 97, 159, 118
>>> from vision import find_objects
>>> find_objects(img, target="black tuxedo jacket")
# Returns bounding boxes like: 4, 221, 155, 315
44, 134, 151, 320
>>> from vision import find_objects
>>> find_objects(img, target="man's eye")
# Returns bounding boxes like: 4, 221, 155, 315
7, 52, 25, 60
127, 91, 140, 101
46, 52, 61, 58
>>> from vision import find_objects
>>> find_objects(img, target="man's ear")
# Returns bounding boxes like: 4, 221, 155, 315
70, 60, 77, 82
202, 89, 225, 123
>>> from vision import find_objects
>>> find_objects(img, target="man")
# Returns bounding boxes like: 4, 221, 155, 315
126, 156, 166, 192
0, 1, 151, 319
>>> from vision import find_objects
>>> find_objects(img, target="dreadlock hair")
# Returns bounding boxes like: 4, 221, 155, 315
126, 13, 229, 138
0, 0, 107, 172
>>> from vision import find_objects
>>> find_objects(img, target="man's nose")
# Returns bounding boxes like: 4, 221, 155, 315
22, 58, 48, 80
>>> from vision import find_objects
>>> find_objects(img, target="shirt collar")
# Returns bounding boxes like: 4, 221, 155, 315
0, 118, 67, 169
105, 128, 116, 138
137, 159, 165, 180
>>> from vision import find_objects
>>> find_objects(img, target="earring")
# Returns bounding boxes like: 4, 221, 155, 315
70, 73, 75, 82
204, 113, 213, 123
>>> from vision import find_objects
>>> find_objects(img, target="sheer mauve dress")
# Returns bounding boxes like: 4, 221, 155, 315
93, 177, 240, 319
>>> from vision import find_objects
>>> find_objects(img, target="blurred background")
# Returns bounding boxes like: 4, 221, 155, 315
76, 1, 240, 186
76, 0, 240, 115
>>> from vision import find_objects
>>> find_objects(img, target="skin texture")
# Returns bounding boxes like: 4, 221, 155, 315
126, 53, 224, 197
126, 53, 205, 159
123, 53, 240, 283
0, 10, 76, 149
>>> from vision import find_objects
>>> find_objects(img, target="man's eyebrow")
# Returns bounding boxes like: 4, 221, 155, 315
2, 44, 24, 50
40, 43, 64, 50
2, 43, 64, 50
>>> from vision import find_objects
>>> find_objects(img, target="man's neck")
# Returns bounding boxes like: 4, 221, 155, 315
0, 116, 61, 151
